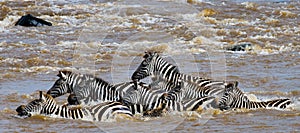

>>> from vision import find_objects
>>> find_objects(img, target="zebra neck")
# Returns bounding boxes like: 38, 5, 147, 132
154, 59, 180, 84
155, 72, 180, 85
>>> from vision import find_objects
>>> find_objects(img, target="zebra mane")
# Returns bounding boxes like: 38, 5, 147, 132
41, 91, 56, 102
143, 51, 157, 59
57, 70, 72, 79
61, 70, 114, 89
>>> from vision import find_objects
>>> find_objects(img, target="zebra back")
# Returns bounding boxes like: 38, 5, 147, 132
85, 101, 133, 121
181, 79, 226, 100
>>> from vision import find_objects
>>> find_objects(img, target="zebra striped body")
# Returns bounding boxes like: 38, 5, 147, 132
131, 52, 229, 101
219, 82, 292, 110
47, 72, 170, 115
123, 82, 169, 111
16, 91, 132, 121
149, 75, 180, 92
124, 82, 216, 114
47, 71, 123, 106
181, 79, 226, 100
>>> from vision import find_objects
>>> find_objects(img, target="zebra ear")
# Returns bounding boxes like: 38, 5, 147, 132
143, 51, 149, 58
58, 71, 67, 80
233, 81, 238, 87
39, 91, 43, 100
225, 81, 237, 92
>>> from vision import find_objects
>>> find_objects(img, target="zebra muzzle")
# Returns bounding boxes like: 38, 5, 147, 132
16, 105, 30, 117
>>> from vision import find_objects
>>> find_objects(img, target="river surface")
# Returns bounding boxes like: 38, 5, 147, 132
0, 0, 299, 132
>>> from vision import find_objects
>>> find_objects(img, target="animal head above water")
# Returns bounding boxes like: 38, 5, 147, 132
16, 91, 56, 118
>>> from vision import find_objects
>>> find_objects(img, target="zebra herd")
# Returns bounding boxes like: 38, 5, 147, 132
16, 52, 292, 122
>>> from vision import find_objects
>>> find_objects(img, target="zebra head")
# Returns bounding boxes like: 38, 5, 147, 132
67, 93, 80, 105
47, 71, 72, 98
16, 91, 55, 118
131, 51, 158, 81
218, 81, 240, 111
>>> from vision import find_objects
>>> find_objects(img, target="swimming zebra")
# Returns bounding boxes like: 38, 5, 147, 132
131, 52, 229, 101
46, 71, 177, 115
148, 74, 180, 92
47, 71, 175, 105
47, 70, 131, 106
124, 82, 216, 114
47, 70, 120, 101
16, 91, 132, 122
218, 82, 292, 110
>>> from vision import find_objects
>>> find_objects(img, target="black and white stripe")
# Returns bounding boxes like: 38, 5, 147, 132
131, 52, 229, 101
47, 71, 125, 106
16, 91, 132, 121
47, 72, 168, 115
219, 82, 292, 110
124, 82, 216, 114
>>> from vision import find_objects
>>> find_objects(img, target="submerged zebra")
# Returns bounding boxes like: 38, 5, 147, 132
218, 82, 292, 110
16, 91, 132, 122
131, 52, 230, 102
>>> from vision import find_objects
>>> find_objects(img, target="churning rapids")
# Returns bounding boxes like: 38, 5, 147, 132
0, 0, 299, 132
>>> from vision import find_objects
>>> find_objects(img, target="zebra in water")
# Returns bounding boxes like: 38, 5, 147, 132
124, 82, 216, 115
46, 71, 180, 115
47, 71, 177, 105
16, 91, 132, 122
131, 52, 230, 102
218, 82, 292, 110
47, 70, 121, 104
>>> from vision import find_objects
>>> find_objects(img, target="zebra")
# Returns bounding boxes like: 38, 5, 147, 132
148, 74, 180, 92
218, 81, 292, 110
46, 71, 177, 115
47, 71, 175, 105
47, 70, 127, 106
124, 82, 216, 115
16, 91, 132, 122
131, 52, 230, 101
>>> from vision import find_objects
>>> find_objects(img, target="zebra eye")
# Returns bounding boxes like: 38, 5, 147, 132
224, 92, 229, 96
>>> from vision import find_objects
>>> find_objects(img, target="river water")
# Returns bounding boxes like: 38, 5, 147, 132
0, 0, 299, 132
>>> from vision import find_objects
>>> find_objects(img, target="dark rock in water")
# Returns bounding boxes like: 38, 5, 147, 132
226, 43, 253, 51
15, 14, 52, 27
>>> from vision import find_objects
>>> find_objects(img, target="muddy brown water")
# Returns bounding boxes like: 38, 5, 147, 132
0, 0, 299, 132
